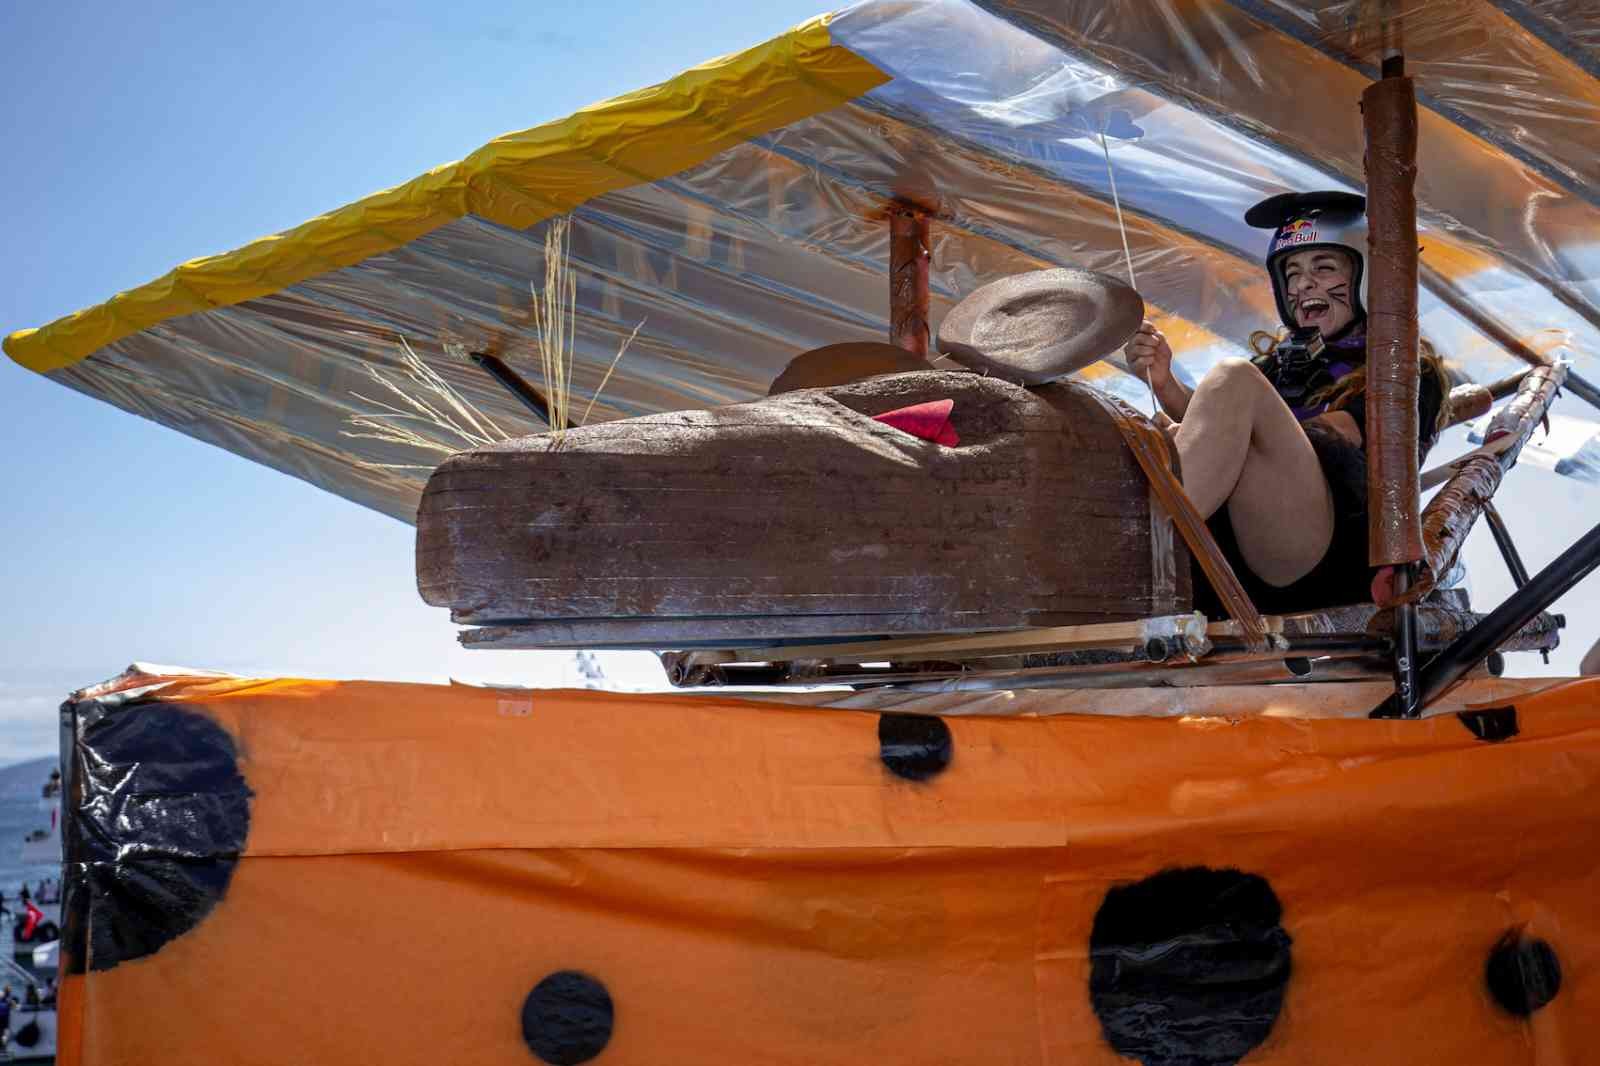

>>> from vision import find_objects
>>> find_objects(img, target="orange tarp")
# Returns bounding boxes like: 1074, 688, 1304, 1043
60, 673, 1600, 1064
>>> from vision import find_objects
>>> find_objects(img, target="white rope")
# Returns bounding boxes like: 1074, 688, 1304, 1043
1101, 131, 1159, 414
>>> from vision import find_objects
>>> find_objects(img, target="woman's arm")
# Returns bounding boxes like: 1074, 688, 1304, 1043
1126, 320, 1193, 419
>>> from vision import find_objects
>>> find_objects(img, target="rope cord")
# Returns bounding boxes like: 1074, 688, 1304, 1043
1101, 132, 1159, 413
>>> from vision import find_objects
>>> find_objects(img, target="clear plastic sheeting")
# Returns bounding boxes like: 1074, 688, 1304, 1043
961, 0, 1600, 327
1500, 0, 1600, 71
1227, 0, 1600, 195
11, 0, 1600, 522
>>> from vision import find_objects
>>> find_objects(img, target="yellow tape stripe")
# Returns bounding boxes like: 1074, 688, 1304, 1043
4, 17, 888, 373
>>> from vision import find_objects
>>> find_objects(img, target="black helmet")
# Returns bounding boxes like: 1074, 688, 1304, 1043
1245, 191, 1367, 332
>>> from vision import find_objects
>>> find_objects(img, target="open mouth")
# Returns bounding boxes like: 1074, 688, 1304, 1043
1296, 297, 1330, 324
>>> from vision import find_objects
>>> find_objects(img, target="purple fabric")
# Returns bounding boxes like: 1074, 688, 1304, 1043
1289, 325, 1365, 421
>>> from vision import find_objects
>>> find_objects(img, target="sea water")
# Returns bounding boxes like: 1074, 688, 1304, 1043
0, 758, 62, 900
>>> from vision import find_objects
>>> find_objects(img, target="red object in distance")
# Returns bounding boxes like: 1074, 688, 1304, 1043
873, 399, 959, 446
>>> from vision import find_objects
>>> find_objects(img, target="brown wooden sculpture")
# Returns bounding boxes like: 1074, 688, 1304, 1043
417, 370, 1191, 648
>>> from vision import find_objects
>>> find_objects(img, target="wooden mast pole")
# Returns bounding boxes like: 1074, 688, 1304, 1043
1363, 30, 1424, 714
889, 205, 931, 357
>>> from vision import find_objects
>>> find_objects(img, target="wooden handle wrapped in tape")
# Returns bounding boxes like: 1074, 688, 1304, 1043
1392, 364, 1567, 604
1362, 74, 1423, 566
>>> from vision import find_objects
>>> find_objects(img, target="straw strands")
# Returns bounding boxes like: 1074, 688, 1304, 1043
528, 217, 647, 435
582, 318, 645, 427
342, 337, 512, 469
532, 216, 579, 434
342, 215, 643, 469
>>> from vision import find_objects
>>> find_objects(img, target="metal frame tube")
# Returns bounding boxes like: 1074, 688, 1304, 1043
1485, 368, 1533, 401
1363, 49, 1425, 715
1482, 501, 1531, 588
889, 206, 931, 357
468, 352, 554, 426
1563, 368, 1600, 415
1363, 64, 1423, 566
1391, 565, 1421, 716
1373, 519, 1600, 716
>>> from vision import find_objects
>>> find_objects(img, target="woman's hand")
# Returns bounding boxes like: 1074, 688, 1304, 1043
1127, 320, 1174, 386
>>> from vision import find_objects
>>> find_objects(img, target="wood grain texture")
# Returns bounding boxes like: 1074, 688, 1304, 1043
417, 371, 1191, 645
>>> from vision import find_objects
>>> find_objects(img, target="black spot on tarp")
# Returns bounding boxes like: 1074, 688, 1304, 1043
522, 970, 614, 1064
1457, 706, 1519, 742
13, 1021, 39, 1048
878, 713, 953, 781
60, 699, 252, 973
1089, 866, 1292, 1066
1487, 930, 1562, 1016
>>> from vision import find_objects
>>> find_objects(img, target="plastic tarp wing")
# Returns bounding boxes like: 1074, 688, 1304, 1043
6, 0, 1600, 522
56, 667, 1600, 1064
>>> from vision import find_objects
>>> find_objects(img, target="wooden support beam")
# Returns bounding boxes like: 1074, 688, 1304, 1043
1362, 71, 1424, 566
1444, 383, 1494, 427
701, 613, 1219, 667
889, 205, 930, 357
675, 599, 1557, 673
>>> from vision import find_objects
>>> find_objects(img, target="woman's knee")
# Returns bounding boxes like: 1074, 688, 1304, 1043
1198, 356, 1267, 394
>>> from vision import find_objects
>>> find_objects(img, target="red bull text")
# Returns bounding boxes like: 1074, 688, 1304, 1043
1273, 217, 1318, 251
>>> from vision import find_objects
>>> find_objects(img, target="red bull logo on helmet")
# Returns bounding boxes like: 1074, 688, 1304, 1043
1272, 217, 1318, 252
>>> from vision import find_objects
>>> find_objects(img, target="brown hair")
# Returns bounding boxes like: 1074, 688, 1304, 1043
1248, 329, 1452, 435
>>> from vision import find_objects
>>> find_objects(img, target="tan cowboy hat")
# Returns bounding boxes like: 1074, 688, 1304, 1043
936, 268, 1144, 384
768, 341, 935, 395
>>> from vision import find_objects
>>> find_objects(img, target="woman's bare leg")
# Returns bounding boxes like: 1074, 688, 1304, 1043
1174, 358, 1336, 587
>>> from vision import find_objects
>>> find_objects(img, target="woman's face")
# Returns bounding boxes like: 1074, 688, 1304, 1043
1281, 248, 1356, 338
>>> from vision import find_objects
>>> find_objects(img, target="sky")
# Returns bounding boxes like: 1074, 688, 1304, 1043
2, 1, 1598, 766
0, 0, 828, 762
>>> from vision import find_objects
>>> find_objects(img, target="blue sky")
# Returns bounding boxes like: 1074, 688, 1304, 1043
3, 1, 1597, 765
0, 0, 827, 761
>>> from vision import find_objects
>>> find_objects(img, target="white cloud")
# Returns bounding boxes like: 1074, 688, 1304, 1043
0, 691, 60, 766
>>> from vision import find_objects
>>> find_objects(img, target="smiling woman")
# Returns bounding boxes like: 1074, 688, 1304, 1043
1281, 247, 1357, 337
1125, 190, 1451, 614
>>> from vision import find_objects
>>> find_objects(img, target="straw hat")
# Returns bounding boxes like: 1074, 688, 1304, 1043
937, 268, 1143, 384
769, 342, 934, 395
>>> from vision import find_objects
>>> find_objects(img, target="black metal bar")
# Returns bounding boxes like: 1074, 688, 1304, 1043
1563, 368, 1600, 417
1484, 368, 1532, 401
1482, 501, 1530, 588
1481, 499, 1542, 660
1373, 519, 1600, 717
1390, 564, 1422, 717
468, 352, 554, 426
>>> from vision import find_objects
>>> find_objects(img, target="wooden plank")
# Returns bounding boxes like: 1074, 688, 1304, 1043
700, 613, 1208, 665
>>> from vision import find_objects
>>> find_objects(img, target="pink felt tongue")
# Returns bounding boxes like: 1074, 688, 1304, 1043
873, 399, 959, 446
